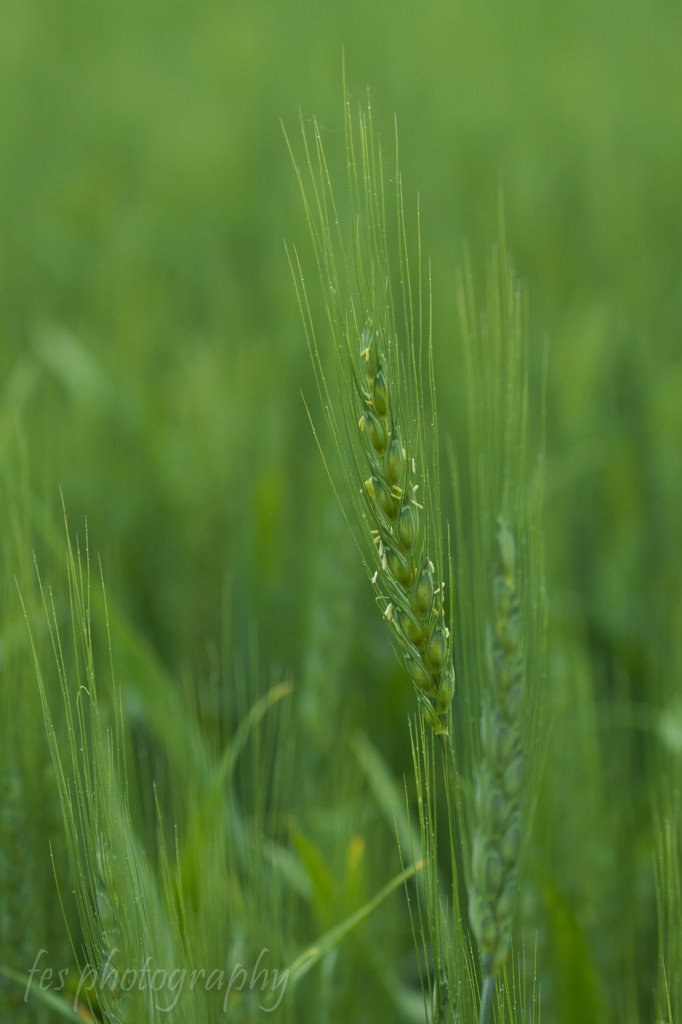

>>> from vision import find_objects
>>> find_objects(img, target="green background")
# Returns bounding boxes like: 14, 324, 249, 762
1, 1, 681, 1021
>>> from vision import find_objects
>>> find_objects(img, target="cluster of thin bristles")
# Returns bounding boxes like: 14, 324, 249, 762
468, 517, 524, 980
355, 321, 454, 734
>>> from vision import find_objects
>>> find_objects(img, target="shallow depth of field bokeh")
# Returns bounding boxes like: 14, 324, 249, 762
2, 1, 681, 1022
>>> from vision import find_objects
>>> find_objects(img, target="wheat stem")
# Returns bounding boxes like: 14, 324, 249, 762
478, 974, 496, 1024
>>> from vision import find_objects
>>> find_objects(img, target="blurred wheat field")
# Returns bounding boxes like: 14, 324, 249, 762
1, 0, 681, 1021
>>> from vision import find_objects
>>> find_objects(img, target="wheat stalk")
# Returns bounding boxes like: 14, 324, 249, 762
287, 82, 547, 1024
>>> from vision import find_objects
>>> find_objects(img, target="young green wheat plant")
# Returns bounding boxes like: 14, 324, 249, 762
19, 514, 301, 1024
449, 230, 547, 1023
287, 85, 547, 1024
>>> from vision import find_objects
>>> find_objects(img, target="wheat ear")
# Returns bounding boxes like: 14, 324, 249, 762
468, 516, 524, 989
286, 90, 454, 734
356, 320, 454, 733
